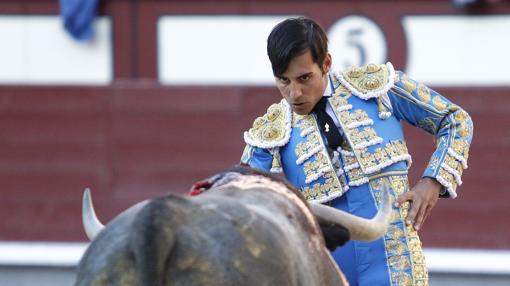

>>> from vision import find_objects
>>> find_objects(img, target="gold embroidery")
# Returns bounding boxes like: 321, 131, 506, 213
438, 139, 470, 186
293, 115, 322, 165
388, 255, 411, 271
390, 176, 406, 195
331, 76, 353, 97
363, 76, 381, 90
387, 240, 406, 255
301, 171, 345, 201
400, 206, 409, 221
444, 140, 469, 170
370, 176, 429, 285
339, 151, 367, 185
359, 152, 374, 169
347, 167, 365, 183
346, 127, 379, 147
341, 63, 390, 94
387, 225, 405, 240
271, 150, 282, 171
417, 84, 431, 102
414, 264, 428, 280
246, 100, 290, 147
347, 67, 364, 78
444, 155, 457, 168
303, 152, 330, 181
388, 176, 428, 285
458, 122, 470, 138
418, 118, 438, 134
432, 95, 448, 111
327, 89, 406, 176
292, 113, 306, 127
356, 140, 411, 174
293, 111, 347, 201
266, 104, 282, 121
329, 95, 349, 107
366, 63, 381, 73
428, 156, 440, 171
454, 109, 468, 122
452, 139, 470, 161
391, 272, 413, 285
407, 236, 421, 247
297, 113, 314, 128
343, 154, 357, 166
295, 133, 321, 160
412, 250, 426, 265
401, 75, 417, 93
391, 208, 401, 222
253, 117, 265, 128
262, 126, 281, 140
374, 148, 387, 164
342, 109, 371, 128
335, 110, 351, 123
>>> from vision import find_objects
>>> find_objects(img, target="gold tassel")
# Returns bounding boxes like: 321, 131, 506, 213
378, 97, 391, 120
270, 150, 282, 173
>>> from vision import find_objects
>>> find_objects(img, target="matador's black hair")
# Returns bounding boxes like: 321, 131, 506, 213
267, 17, 329, 77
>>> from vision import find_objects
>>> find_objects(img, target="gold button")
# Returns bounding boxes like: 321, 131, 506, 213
364, 77, 381, 90
348, 67, 363, 78
366, 63, 381, 73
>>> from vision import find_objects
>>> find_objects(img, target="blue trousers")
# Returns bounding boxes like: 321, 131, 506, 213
329, 175, 428, 286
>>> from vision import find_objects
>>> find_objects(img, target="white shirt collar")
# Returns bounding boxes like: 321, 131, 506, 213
320, 73, 342, 129
323, 74, 334, 97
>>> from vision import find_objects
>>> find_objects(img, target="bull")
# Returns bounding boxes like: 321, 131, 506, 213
75, 166, 391, 286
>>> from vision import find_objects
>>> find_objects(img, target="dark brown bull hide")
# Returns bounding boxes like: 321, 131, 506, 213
76, 167, 389, 286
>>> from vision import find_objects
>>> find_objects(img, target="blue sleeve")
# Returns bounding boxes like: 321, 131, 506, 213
240, 145, 273, 172
388, 71, 473, 198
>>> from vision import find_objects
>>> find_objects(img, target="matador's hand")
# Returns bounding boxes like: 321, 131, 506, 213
395, 177, 442, 231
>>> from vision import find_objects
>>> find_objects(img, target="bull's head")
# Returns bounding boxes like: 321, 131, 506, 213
82, 167, 391, 243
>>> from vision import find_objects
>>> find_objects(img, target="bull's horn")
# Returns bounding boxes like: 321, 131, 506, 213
310, 187, 392, 241
82, 188, 105, 240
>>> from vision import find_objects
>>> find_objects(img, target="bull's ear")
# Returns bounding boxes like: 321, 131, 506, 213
320, 223, 350, 251
82, 188, 104, 240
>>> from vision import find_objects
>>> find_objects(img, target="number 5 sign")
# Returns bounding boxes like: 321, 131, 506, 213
328, 15, 387, 70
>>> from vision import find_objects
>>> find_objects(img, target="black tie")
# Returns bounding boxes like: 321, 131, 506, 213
313, 97, 343, 149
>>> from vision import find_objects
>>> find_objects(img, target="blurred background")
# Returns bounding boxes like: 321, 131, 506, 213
0, 0, 509, 285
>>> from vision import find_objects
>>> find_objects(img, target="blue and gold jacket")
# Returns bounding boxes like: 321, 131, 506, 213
241, 63, 473, 203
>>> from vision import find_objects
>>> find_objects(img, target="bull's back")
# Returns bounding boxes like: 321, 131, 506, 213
76, 192, 344, 286
166, 194, 302, 285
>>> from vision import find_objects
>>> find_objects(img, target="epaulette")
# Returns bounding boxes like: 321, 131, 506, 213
335, 62, 396, 100
244, 99, 292, 149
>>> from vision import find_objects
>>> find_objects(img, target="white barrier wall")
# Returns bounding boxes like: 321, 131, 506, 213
0, 16, 112, 85
158, 14, 510, 86
158, 15, 290, 85
2, 15, 509, 86
403, 15, 510, 86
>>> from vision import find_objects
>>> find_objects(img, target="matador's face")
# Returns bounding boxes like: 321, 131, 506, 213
274, 51, 331, 115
